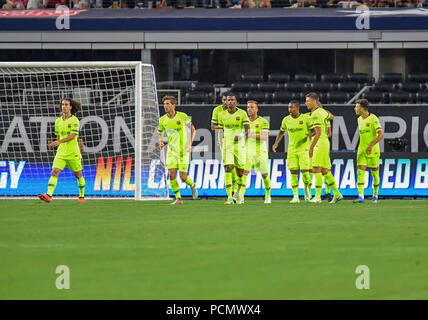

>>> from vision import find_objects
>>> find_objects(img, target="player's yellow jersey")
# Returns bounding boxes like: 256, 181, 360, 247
357, 113, 382, 156
280, 113, 312, 153
218, 108, 249, 145
247, 116, 269, 155
54, 115, 81, 160
310, 107, 330, 143
158, 111, 191, 156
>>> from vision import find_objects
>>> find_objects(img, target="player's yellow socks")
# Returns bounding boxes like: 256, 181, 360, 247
372, 170, 380, 196
47, 176, 57, 197
170, 179, 181, 199
239, 174, 246, 199
263, 175, 271, 198
225, 171, 233, 198
291, 174, 299, 197
314, 172, 323, 199
184, 177, 195, 189
302, 171, 311, 191
77, 176, 85, 198
231, 167, 237, 195
357, 169, 365, 197
324, 172, 340, 197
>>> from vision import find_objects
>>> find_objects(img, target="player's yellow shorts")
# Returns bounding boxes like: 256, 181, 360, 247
287, 149, 310, 171
53, 156, 83, 172
245, 151, 269, 174
223, 140, 246, 169
357, 151, 380, 168
312, 140, 331, 169
166, 152, 189, 172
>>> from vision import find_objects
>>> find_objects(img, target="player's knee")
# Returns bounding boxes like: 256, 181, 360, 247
51, 169, 61, 177
262, 174, 268, 179
74, 171, 82, 179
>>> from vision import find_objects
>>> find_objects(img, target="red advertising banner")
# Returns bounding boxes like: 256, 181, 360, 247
0, 9, 86, 18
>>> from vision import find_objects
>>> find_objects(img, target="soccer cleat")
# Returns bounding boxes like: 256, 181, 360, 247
353, 196, 365, 203
264, 197, 271, 204
329, 194, 344, 204
191, 187, 198, 200
372, 196, 378, 204
309, 198, 321, 203
326, 193, 333, 203
171, 198, 183, 205
224, 197, 234, 205
37, 193, 52, 203
290, 197, 300, 204
304, 188, 312, 202
78, 197, 86, 203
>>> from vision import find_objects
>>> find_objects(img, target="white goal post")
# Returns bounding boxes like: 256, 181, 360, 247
0, 61, 169, 200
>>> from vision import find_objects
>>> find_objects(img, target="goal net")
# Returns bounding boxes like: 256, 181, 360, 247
0, 62, 169, 200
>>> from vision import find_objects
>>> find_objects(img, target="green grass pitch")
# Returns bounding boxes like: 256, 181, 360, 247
1, 198, 427, 300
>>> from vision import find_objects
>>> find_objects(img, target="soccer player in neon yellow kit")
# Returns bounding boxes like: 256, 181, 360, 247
273, 100, 312, 203
353, 98, 384, 203
238, 100, 271, 204
305, 92, 343, 203
158, 96, 198, 205
38, 98, 85, 203
218, 93, 250, 205
211, 92, 238, 198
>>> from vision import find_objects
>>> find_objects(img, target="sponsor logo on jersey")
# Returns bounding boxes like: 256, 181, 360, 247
236, 117, 240, 121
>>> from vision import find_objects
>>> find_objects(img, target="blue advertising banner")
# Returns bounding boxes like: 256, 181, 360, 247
1, 153, 427, 197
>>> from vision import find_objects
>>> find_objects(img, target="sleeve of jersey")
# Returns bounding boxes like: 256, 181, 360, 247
373, 116, 383, 133
54, 120, 59, 136
280, 118, 287, 132
211, 110, 218, 125
262, 119, 270, 131
242, 112, 250, 125
158, 119, 164, 135
183, 113, 191, 126
218, 114, 223, 129
310, 114, 321, 128
71, 118, 80, 135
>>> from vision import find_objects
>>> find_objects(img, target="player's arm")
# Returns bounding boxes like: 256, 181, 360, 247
249, 130, 269, 141
325, 109, 334, 121
272, 130, 285, 152
327, 126, 332, 138
49, 133, 77, 148
309, 126, 321, 158
79, 138, 84, 153
366, 129, 384, 155
187, 122, 196, 152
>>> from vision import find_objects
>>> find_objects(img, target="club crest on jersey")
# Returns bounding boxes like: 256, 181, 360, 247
68, 124, 71, 128
255, 124, 259, 128
177, 120, 181, 125
299, 121, 303, 125
236, 117, 240, 121
366, 123, 370, 127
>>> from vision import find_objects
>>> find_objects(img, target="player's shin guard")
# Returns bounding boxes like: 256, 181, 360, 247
170, 179, 181, 199
225, 171, 233, 198
372, 170, 380, 196
184, 177, 195, 189
302, 171, 311, 192
231, 168, 237, 195
357, 169, 365, 198
239, 175, 247, 200
291, 174, 299, 197
77, 176, 85, 198
263, 175, 271, 198
47, 176, 57, 197
324, 172, 340, 197
314, 172, 323, 200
